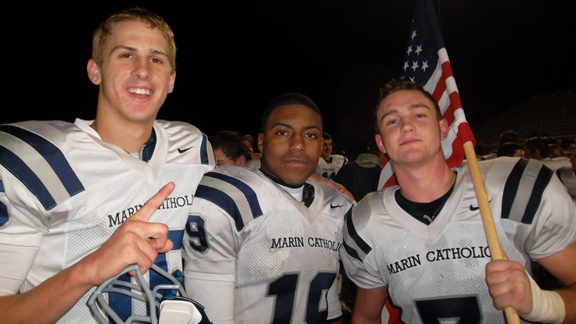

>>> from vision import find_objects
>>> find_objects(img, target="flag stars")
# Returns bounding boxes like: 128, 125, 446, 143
410, 30, 417, 40
403, 61, 410, 71
411, 61, 419, 71
407, 45, 413, 55
421, 61, 429, 72
415, 45, 423, 55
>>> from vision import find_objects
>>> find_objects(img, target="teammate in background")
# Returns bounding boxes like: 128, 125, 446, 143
314, 132, 347, 180
497, 142, 524, 158
483, 130, 521, 160
334, 139, 383, 201
524, 136, 572, 170
183, 93, 352, 324
556, 152, 576, 200
243, 133, 263, 160
210, 130, 251, 167
341, 79, 576, 324
0, 8, 215, 323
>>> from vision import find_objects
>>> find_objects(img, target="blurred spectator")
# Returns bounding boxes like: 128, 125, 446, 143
524, 136, 571, 171
243, 134, 262, 160
561, 139, 576, 155
209, 131, 250, 167
549, 144, 566, 158
483, 130, 520, 160
334, 140, 383, 201
313, 132, 347, 179
524, 136, 571, 170
497, 142, 524, 158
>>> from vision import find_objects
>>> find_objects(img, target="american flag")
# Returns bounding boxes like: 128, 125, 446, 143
377, 0, 476, 189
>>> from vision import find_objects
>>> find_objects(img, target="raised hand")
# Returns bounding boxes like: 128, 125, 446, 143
78, 182, 176, 286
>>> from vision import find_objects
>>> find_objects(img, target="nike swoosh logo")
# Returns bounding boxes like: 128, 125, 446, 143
469, 200, 492, 211
330, 204, 345, 209
178, 146, 194, 154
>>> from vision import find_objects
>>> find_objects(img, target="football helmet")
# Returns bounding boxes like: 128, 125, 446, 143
88, 264, 211, 324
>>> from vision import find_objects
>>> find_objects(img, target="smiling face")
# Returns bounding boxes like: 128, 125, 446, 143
88, 21, 176, 127
375, 90, 448, 167
258, 104, 323, 186
321, 137, 332, 160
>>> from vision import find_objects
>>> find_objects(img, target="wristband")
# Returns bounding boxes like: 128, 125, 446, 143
520, 274, 565, 324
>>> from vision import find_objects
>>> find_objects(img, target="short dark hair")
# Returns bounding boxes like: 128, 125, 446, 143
524, 136, 550, 158
322, 132, 332, 140
497, 142, 523, 157
209, 131, 250, 162
498, 130, 520, 145
375, 79, 441, 132
260, 93, 323, 132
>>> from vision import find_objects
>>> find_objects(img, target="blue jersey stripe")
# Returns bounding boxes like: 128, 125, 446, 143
345, 208, 372, 256
204, 172, 263, 218
200, 133, 211, 165
501, 158, 527, 220
195, 184, 245, 231
0, 181, 5, 226
168, 229, 184, 250
522, 165, 553, 224
342, 240, 361, 262
0, 146, 57, 210
0, 201, 8, 227
0, 125, 84, 198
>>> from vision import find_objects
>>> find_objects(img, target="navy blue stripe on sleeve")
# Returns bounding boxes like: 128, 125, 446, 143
0, 181, 6, 227
204, 172, 263, 218
0, 146, 57, 210
345, 208, 372, 256
501, 158, 528, 220
195, 184, 245, 231
0, 125, 84, 197
200, 133, 211, 165
522, 165, 553, 224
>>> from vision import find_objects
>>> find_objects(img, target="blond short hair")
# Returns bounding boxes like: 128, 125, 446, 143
92, 8, 177, 73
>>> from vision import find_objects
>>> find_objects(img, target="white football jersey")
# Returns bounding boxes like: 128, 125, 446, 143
0, 119, 215, 323
341, 157, 576, 324
314, 155, 347, 180
183, 166, 352, 324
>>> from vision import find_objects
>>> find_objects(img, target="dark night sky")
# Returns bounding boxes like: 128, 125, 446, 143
6, 1, 576, 158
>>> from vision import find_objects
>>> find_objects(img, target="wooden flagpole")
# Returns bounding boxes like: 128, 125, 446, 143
462, 141, 521, 324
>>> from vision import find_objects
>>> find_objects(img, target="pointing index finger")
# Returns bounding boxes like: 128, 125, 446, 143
131, 182, 175, 223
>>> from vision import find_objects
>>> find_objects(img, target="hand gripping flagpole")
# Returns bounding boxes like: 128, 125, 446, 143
462, 142, 521, 324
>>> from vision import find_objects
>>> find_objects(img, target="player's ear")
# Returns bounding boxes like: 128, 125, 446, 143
439, 118, 449, 140
168, 71, 176, 93
375, 134, 387, 154
87, 59, 101, 85
257, 133, 264, 154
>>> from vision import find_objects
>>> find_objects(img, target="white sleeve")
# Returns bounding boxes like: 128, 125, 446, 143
340, 210, 386, 290
184, 271, 235, 324
0, 178, 46, 295
182, 197, 239, 274
0, 244, 39, 295
525, 174, 576, 260
182, 197, 239, 323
